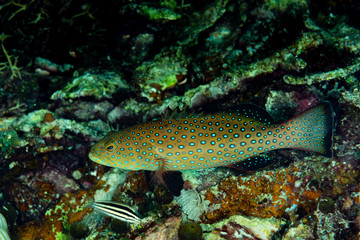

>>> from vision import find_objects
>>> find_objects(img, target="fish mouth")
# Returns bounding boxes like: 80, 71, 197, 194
88, 148, 97, 161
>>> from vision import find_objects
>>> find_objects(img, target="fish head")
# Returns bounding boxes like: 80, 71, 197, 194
89, 131, 118, 163
89, 131, 159, 171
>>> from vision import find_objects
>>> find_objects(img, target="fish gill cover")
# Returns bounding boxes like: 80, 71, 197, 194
0, 0, 360, 239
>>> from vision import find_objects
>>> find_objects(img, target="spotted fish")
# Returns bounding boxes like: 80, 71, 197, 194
89, 102, 334, 173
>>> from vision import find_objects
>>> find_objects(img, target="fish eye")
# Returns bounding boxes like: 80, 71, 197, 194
104, 141, 117, 152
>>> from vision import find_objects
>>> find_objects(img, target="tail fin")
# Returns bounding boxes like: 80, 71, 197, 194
283, 102, 334, 157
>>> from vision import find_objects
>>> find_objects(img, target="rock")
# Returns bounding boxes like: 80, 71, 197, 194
51, 71, 130, 101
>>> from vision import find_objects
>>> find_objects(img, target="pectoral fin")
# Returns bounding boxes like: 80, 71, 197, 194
144, 165, 184, 196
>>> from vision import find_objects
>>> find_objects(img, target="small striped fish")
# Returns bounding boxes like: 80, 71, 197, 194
0, 213, 10, 240
0, 229, 11, 240
89, 102, 334, 171
92, 201, 141, 223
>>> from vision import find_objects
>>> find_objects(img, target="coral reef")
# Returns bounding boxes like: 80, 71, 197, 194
282, 223, 314, 240
176, 189, 210, 221
134, 50, 187, 103
51, 71, 130, 101
0, 129, 19, 158
202, 164, 322, 222
203, 214, 284, 240
1, 0, 360, 239
34, 57, 74, 76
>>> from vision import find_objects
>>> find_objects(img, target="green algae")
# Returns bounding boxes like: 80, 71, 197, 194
123, 0, 185, 21
0, 129, 19, 158
51, 72, 130, 101
264, 0, 308, 13
0, 42, 21, 80
134, 5, 182, 21
342, 88, 360, 109
55, 232, 71, 240
283, 59, 360, 85
135, 53, 187, 102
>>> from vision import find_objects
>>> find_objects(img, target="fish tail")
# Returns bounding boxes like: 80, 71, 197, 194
278, 102, 334, 157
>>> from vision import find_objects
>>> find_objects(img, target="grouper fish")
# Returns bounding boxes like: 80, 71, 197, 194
89, 102, 334, 195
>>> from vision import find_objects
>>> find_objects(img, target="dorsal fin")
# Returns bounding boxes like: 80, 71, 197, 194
229, 103, 275, 124
162, 106, 205, 120
162, 103, 274, 123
